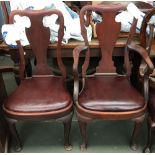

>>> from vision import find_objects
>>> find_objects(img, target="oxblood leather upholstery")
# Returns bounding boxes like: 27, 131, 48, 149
79, 76, 145, 112
3, 77, 72, 115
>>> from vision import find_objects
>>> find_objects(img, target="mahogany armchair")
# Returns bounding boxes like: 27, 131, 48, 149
141, 9, 155, 153
2, 10, 73, 151
73, 4, 154, 151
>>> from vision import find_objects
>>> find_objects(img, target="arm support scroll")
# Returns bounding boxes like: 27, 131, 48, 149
128, 43, 154, 103
73, 45, 88, 102
128, 43, 154, 74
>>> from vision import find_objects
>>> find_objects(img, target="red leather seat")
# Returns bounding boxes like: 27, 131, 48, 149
79, 76, 144, 112
4, 77, 72, 115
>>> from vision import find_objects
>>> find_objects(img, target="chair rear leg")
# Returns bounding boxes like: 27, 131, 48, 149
7, 121, 22, 152
143, 117, 154, 153
78, 120, 87, 151
130, 114, 145, 151
63, 114, 73, 151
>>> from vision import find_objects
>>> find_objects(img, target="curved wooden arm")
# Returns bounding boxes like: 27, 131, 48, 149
144, 73, 149, 103
73, 45, 88, 102
16, 40, 25, 81
128, 43, 154, 74
128, 43, 154, 104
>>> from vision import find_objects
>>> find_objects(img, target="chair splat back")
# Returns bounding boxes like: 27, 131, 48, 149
80, 4, 128, 74
9, 10, 66, 77
95, 11, 121, 73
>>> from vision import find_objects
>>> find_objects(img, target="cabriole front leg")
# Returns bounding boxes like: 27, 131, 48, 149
76, 110, 92, 151
143, 117, 154, 153
7, 120, 22, 152
130, 114, 145, 151
63, 113, 73, 151
78, 120, 87, 151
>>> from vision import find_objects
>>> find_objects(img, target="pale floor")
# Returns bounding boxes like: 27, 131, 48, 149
1, 55, 155, 153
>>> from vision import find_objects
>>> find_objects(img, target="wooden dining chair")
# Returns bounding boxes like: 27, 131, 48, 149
73, 4, 154, 151
140, 9, 155, 153
144, 83, 155, 153
2, 9, 73, 151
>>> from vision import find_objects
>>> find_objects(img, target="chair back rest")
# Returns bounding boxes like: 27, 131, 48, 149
9, 10, 66, 77
80, 4, 137, 75
140, 9, 155, 52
